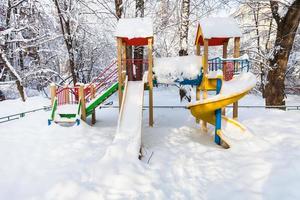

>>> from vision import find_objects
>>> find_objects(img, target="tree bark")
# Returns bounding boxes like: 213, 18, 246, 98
134, 0, 144, 80
265, 0, 300, 106
179, 0, 190, 56
0, 51, 26, 101
115, 0, 123, 19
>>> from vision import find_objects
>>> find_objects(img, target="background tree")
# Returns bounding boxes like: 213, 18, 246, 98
179, 0, 190, 56
265, 0, 300, 106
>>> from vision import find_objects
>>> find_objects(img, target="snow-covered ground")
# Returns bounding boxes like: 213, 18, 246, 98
0, 87, 300, 199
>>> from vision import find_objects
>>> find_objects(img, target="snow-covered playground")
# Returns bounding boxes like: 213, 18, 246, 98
1, 90, 300, 199
1, 4, 300, 199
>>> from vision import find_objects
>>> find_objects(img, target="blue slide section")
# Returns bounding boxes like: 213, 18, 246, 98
176, 74, 203, 86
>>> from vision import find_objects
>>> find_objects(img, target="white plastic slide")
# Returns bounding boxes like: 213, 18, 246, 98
102, 76, 145, 160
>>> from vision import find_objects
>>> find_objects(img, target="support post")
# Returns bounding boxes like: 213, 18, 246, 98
148, 38, 154, 127
91, 84, 96, 125
79, 84, 86, 121
222, 40, 228, 115
233, 37, 240, 119
50, 83, 56, 106
122, 42, 127, 79
202, 39, 209, 131
117, 38, 123, 110
196, 43, 201, 123
215, 78, 222, 145
196, 44, 201, 56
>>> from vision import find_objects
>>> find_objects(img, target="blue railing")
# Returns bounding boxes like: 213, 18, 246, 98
208, 57, 250, 74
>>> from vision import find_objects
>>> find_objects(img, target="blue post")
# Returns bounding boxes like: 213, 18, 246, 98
215, 78, 222, 145
48, 119, 52, 126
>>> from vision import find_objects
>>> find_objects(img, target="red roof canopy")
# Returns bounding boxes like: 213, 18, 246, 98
120, 37, 152, 46
197, 36, 229, 46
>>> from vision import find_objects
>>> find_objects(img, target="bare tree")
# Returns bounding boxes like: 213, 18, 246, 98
265, 0, 300, 106
53, 0, 78, 85
179, 0, 190, 56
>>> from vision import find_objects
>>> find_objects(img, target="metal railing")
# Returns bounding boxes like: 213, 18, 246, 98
0, 104, 299, 124
0, 106, 51, 123
97, 105, 300, 111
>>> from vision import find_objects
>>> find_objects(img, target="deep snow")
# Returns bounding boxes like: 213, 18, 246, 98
0, 87, 300, 199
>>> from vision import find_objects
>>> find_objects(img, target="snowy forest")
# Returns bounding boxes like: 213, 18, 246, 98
0, 0, 299, 106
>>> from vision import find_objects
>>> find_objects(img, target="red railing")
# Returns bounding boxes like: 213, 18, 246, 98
55, 61, 118, 106
56, 86, 79, 105
55, 58, 149, 106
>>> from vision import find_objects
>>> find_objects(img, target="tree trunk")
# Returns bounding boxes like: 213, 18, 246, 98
114, 0, 123, 19
54, 0, 77, 85
265, 0, 300, 106
0, 51, 26, 101
179, 0, 190, 56
134, 0, 144, 80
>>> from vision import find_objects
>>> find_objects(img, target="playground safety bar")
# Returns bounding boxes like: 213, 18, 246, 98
0, 106, 51, 123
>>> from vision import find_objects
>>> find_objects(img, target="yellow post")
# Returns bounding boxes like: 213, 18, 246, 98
148, 37, 154, 127
196, 43, 201, 103
222, 40, 228, 116
79, 84, 86, 121
195, 43, 201, 123
117, 38, 123, 110
202, 39, 209, 131
233, 37, 240, 119
196, 44, 201, 56
91, 84, 96, 125
50, 83, 56, 106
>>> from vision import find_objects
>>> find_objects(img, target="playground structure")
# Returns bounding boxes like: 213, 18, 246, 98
48, 61, 119, 125
49, 18, 153, 159
187, 17, 256, 147
48, 17, 256, 156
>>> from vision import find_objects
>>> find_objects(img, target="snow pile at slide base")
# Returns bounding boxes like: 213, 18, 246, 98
154, 55, 202, 83
1, 89, 300, 199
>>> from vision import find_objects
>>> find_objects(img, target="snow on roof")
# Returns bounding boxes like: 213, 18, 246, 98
154, 56, 202, 83
115, 18, 153, 39
199, 17, 242, 39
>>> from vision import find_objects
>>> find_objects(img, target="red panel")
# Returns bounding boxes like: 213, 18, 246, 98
122, 37, 149, 46
197, 37, 229, 46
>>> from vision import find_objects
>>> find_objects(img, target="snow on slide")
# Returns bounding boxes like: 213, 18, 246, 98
102, 79, 145, 160
220, 117, 253, 148
189, 72, 256, 106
